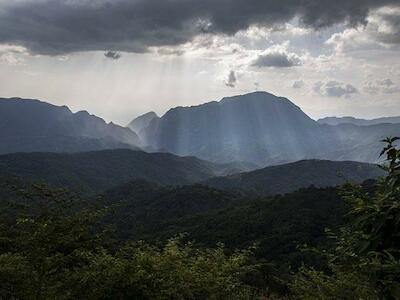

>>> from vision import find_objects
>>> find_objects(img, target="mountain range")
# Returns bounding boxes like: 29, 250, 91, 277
0, 97, 141, 154
318, 116, 400, 126
132, 91, 400, 166
1, 92, 399, 167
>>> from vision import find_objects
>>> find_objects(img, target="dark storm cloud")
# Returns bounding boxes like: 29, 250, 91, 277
104, 51, 122, 60
0, 0, 398, 55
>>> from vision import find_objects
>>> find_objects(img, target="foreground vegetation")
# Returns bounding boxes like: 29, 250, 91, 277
292, 137, 400, 299
0, 184, 259, 299
0, 138, 399, 299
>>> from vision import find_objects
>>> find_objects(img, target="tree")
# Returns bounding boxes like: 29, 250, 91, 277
0, 183, 258, 299
292, 137, 400, 299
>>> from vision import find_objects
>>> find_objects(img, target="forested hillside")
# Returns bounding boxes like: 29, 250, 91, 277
204, 159, 383, 195
0, 140, 399, 299
0, 150, 382, 196
0, 149, 237, 194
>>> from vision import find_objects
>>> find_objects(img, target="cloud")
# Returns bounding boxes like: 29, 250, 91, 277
314, 80, 358, 97
104, 51, 121, 60
292, 80, 305, 88
326, 6, 400, 52
369, 6, 400, 45
156, 48, 185, 56
224, 70, 237, 88
0, 44, 27, 65
0, 0, 398, 55
364, 78, 400, 94
251, 43, 302, 68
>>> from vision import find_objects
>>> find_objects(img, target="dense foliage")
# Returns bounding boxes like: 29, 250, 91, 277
1, 139, 399, 299
0, 149, 229, 194
0, 150, 383, 197
0, 184, 257, 299
0, 177, 348, 298
204, 159, 383, 195
292, 137, 400, 299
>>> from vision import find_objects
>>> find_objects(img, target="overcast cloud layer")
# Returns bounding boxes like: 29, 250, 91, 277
0, 1, 399, 124
0, 0, 399, 55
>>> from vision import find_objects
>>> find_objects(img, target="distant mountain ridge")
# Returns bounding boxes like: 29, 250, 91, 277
204, 159, 384, 195
0, 97, 141, 154
0, 148, 383, 196
318, 116, 400, 126
2, 93, 399, 167
0, 149, 240, 194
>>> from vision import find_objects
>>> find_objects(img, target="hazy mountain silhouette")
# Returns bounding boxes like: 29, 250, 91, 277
320, 122, 400, 163
318, 116, 400, 126
135, 91, 400, 166
2, 93, 399, 166
203, 159, 384, 195
128, 111, 159, 134
140, 91, 330, 166
0, 98, 141, 154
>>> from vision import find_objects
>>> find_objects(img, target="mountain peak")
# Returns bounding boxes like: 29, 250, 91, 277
220, 91, 276, 102
318, 116, 400, 126
162, 91, 297, 118
219, 91, 299, 109
140, 91, 322, 165
128, 111, 160, 133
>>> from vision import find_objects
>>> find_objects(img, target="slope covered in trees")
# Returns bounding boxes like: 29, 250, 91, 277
0, 150, 382, 196
0, 139, 399, 299
204, 159, 383, 195
0, 149, 238, 194
292, 137, 400, 299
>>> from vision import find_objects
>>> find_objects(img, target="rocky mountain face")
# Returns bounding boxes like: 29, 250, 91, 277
0, 98, 141, 154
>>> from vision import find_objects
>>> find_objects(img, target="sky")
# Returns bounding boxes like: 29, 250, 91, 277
0, 0, 399, 125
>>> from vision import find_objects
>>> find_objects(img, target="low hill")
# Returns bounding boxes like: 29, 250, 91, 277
0, 149, 236, 194
203, 159, 384, 195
